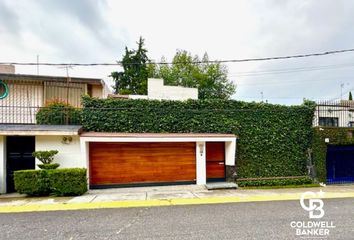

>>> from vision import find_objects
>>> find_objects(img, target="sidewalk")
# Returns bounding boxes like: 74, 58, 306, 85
0, 184, 354, 213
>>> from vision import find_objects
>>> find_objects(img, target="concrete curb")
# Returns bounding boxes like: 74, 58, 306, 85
1, 191, 354, 213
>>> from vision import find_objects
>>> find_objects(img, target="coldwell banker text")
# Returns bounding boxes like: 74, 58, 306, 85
290, 221, 336, 237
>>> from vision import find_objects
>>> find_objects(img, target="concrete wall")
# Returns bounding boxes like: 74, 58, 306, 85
129, 78, 198, 101
0, 136, 5, 193
0, 65, 15, 74
35, 135, 84, 168
147, 78, 198, 100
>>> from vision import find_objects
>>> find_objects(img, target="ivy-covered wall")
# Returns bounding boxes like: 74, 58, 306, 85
82, 96, 315, 178
312, 127, 354, 182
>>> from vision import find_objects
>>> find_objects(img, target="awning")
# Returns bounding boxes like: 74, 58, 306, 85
0, 124, 82, 136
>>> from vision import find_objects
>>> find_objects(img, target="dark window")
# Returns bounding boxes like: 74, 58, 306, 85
319, 117, 339, 127
349, 122, 354, 127
87, 84, 92, 97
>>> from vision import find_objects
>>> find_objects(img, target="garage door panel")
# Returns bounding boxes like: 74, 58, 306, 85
89, 142, 196, 185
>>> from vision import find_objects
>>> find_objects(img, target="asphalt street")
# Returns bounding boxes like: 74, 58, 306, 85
0, 198, 353, 240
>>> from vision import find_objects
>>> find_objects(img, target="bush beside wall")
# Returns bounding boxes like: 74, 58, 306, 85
14, 170, 50, 196
36, 99, 82, 125
237, 176, 313, 187
82, 96, 315, 178
48, 169, 88, 196
14, 168, 87, 196
312, 127, 354, 182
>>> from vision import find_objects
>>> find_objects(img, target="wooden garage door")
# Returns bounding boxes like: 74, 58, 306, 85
89, 142, 196, 186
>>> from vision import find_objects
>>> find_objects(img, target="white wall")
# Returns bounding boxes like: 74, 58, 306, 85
102, 81, 112, 98
196, 141, 206, 185
314, 105, 354, 127
35, 135, 84, 168
129, 78, 198, 101
148, 78, 198, 100
0, 136, 5, 193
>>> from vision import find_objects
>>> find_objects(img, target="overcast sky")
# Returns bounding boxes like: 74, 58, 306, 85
1, 0, 354, 105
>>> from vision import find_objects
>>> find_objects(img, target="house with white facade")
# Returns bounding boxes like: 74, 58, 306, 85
0, 67, 236, 193
0, 66, 109, 193
313, 100, 354, 127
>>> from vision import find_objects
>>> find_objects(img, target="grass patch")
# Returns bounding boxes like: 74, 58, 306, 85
240, 183, 321, 190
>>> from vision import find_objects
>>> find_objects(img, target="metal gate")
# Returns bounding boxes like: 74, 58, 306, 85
326, 145, 354, 184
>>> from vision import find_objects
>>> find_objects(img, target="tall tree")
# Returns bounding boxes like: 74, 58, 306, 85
152, 50, 236, 99
349, 91, 353, 101
111, 37, 149, 95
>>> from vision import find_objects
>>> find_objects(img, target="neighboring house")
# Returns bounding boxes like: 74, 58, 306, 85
313, 100, 354, 185
109, 78, 199, 100
0, 67, 110, 124
0, 66, 236, 193
0, 66, 110, 193
313, 100, 354, 127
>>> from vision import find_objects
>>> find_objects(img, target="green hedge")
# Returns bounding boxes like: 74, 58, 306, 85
14, 168, 87, 196
36, 100, 81, 125
237, 176, 313, 187
82, 96, 315, 178
13, 170, 50, 196
312, 127, 354, 182
48, 169, 88, 196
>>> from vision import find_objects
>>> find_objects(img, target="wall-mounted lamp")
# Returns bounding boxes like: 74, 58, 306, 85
62, 136, 73, 144
198, 143, 204, 156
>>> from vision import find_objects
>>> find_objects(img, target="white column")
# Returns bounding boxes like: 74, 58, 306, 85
0, 136, 6, 193
225, 139, 236, 166
196, 141, 206, 185
79, 138, 90, 185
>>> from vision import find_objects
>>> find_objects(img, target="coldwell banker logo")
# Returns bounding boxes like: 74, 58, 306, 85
290, 190, 336, 238
300, 191, 325, 219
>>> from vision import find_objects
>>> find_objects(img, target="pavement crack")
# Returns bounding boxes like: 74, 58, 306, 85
190, 191, 200, 199
89, 195, 97, 203
116, 207, 149, 236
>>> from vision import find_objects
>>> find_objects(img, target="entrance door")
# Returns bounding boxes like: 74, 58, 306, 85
206, 142, 225, 181
326, 145, 354, 184
6, 136, 35, 192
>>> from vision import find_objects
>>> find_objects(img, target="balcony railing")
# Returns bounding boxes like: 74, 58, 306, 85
0, 106, 82, 125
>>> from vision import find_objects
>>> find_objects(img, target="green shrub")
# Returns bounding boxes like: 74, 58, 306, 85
37, 163, 60, 170
33, 150, 58, 164
14, 168, 87, 196
82, 96, 315, 178
36, 99, 81, 125
14, 170, 50, 196
48, 169, 87, 196
237, 176, 313, 187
